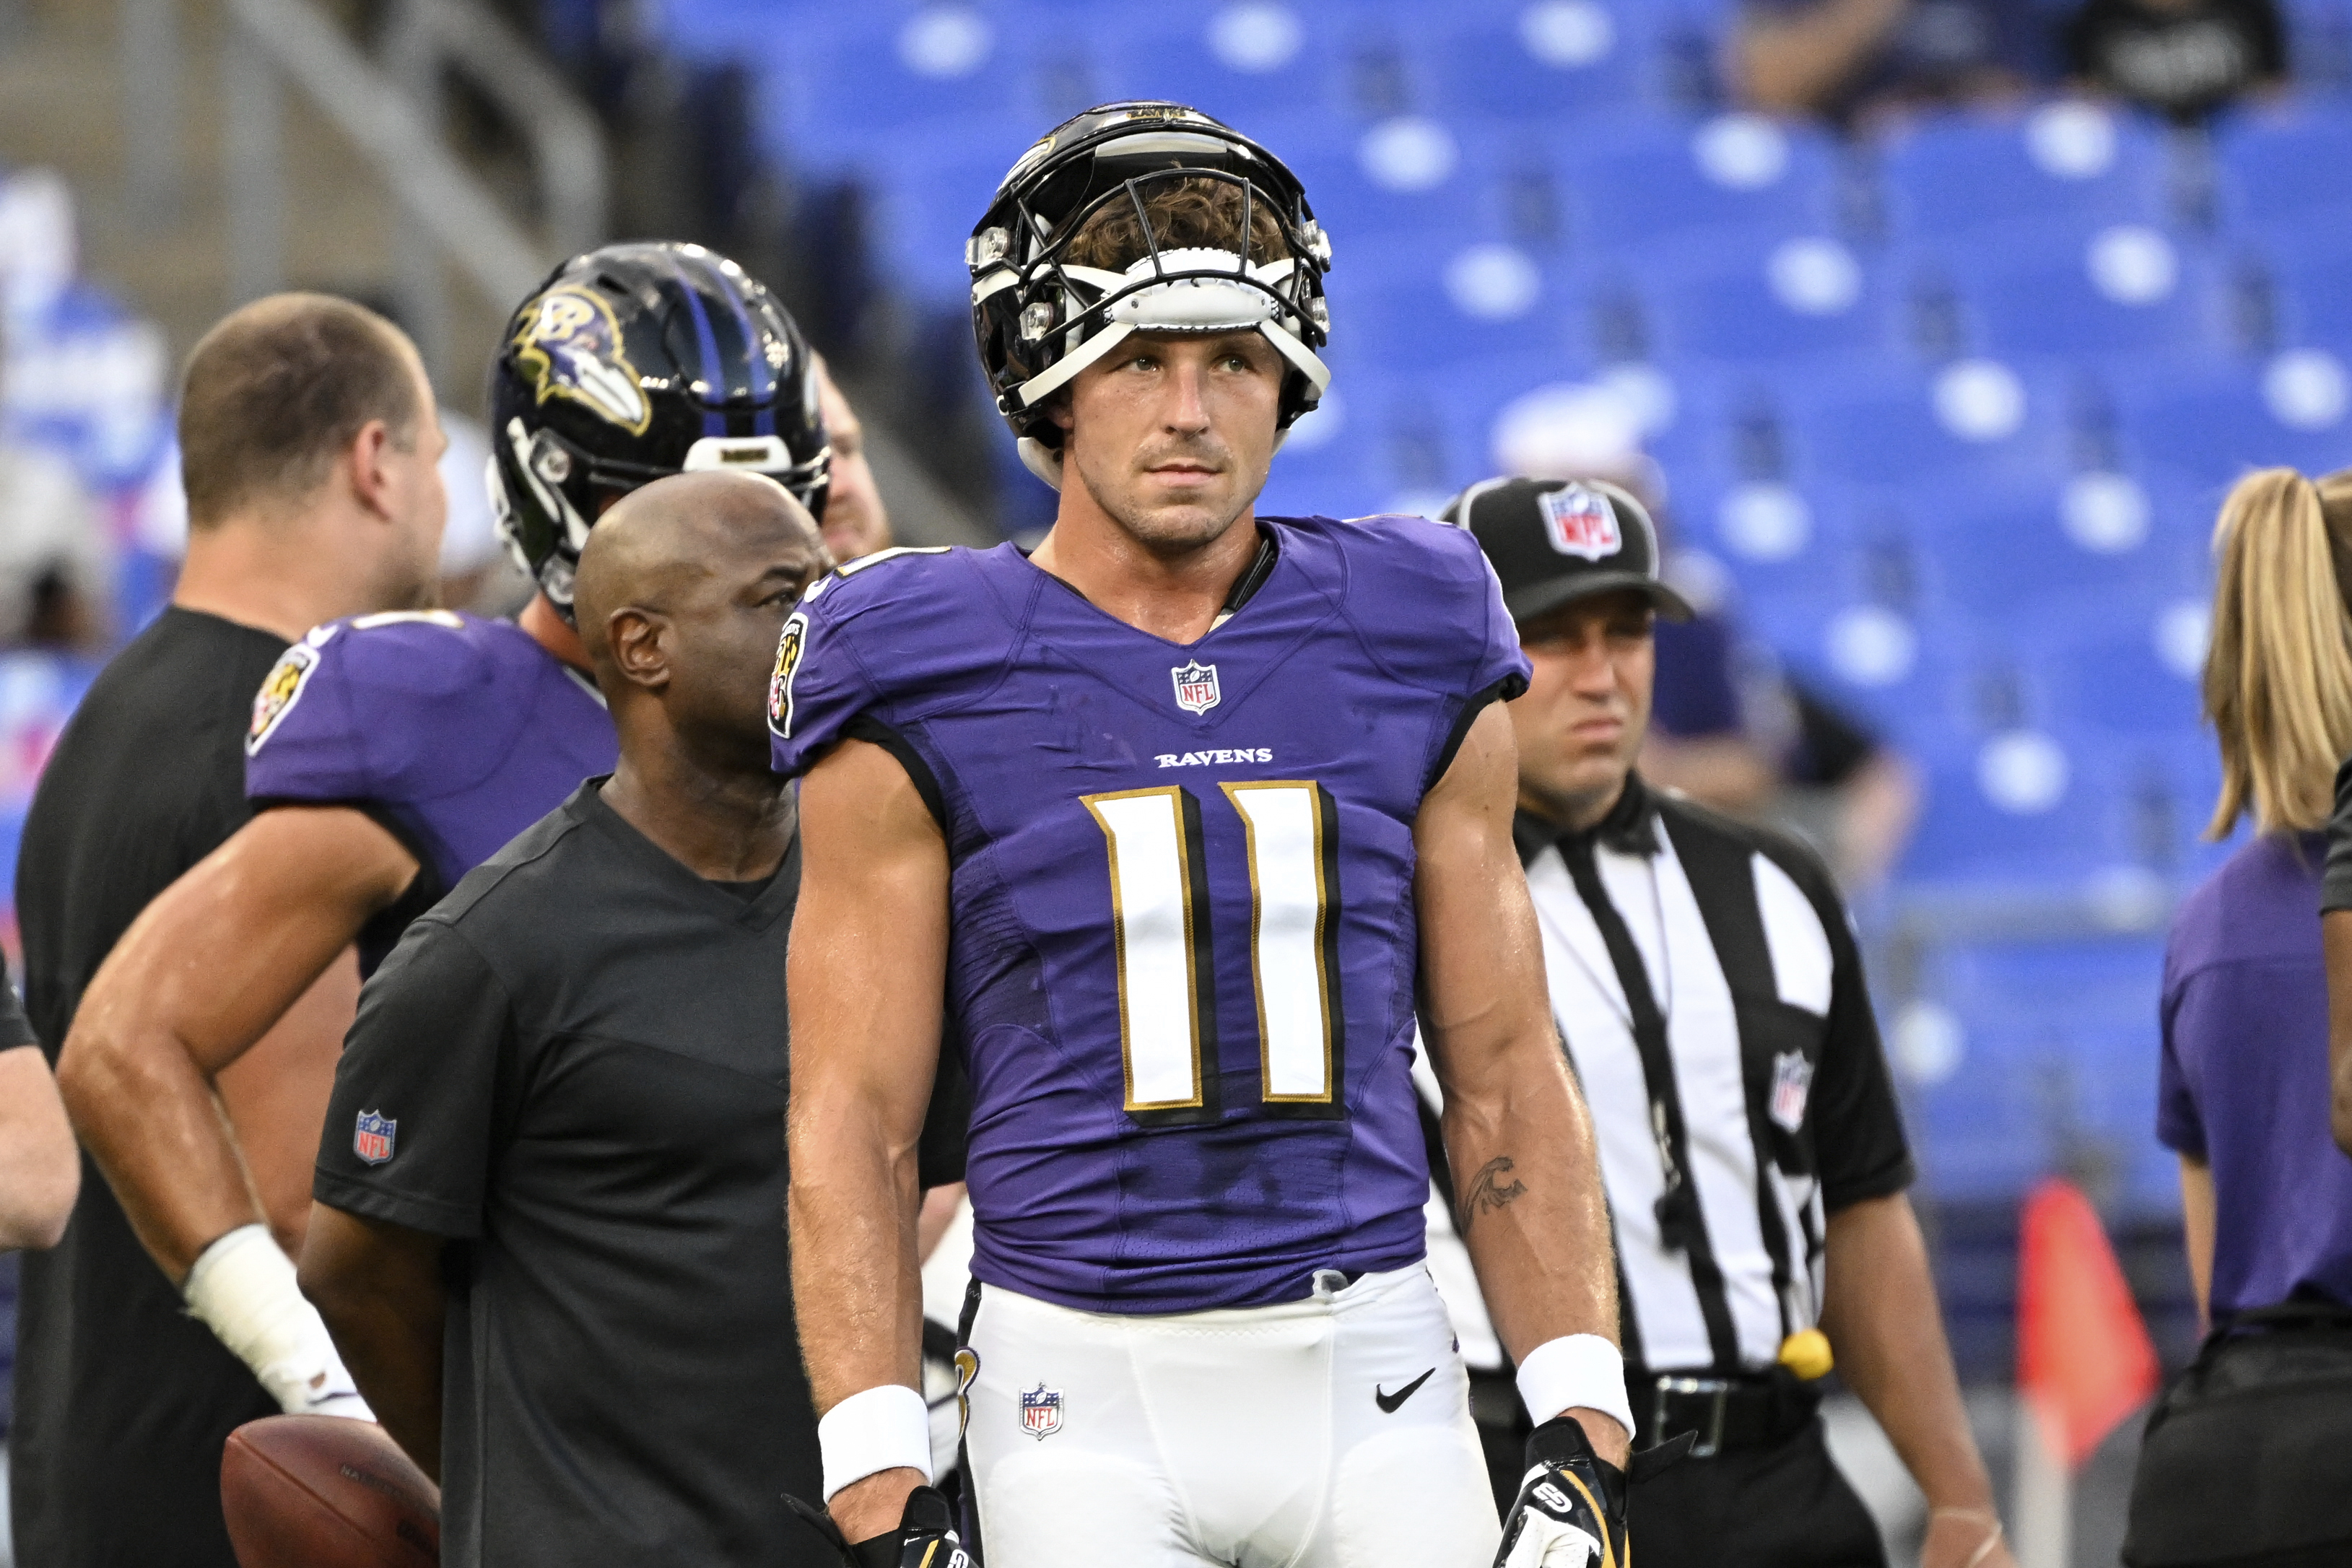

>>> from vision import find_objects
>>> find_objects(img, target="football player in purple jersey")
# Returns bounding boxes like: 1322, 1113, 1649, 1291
776, 105, 1659, 1568
57, 243, 831, 1464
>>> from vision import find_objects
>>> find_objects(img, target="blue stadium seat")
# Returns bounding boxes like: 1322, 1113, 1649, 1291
1776, 357, 2075, 489
1333, 245, 1595, 370
1904, 476, 2171, 622
1922, 222, 2228, 362
755, 7, 1033, 175
1094, 4, 1364, 125
1280, 116, 1494, 249
1878, 101, 2173, 240
857, 129, 1025, 308
1411, 0, 1671, 123
2211, 100, 2352, 235
1553, 112, 1845, 253
2252, 235, 2352, 352
2109, 352, 2352, 487
1900, 733, 2134, 882
1634, 233, 1899, 367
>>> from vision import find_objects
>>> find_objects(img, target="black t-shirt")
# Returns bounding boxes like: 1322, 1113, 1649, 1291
315, 780, 957, 1567
2067, 0, 2285, 118
11, 606, 289, 1568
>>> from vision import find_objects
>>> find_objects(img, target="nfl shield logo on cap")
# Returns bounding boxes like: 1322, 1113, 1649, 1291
1538, 484, 1623, 562
1171, 660, 1221, 715
1020, 1382, 1063, 1439
353, 1110, 397, 1165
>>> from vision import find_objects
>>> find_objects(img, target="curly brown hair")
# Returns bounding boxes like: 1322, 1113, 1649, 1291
1063, 176, 1291, 274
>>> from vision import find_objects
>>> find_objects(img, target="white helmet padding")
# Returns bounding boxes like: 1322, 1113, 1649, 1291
968, 103, 1336, 484
1014, 247, 1331, 411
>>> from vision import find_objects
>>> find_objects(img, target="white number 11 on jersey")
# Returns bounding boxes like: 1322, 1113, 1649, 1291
1081, 781, 1341, 1121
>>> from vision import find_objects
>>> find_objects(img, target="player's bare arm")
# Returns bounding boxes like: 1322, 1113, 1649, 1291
787, 735, 950, 1541
1821, 1193, 2012, 1568
0, 1043, 78, 1250
1415, 699, 1629, 1465
299, 1204, 446, 1477
57, 805, 417, 1278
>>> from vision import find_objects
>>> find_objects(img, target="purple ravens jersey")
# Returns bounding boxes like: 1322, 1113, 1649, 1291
245, 610, 617, 972
770, 517, 1530, 1313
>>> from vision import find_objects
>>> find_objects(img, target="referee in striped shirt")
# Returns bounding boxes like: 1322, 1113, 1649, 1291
1447, 477, 2012, 1568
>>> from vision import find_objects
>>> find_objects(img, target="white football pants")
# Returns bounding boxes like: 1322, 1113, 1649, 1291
961, 1264, 1501, 1567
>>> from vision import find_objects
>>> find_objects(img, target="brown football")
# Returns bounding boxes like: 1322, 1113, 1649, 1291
221, 1415, 440, 1567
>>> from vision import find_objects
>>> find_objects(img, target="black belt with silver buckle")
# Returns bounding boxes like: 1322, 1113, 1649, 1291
1634, 1371, 1821, 1458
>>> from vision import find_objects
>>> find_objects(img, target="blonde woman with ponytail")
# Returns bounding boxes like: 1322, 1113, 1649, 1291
2124, 467, 2352, 1567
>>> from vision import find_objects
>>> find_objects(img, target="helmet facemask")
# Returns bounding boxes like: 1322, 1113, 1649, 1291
970, 109, 1336, 490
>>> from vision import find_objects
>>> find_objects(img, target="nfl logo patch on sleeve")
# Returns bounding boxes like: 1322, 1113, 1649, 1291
353, 1110, 397, 1165
1019, 1382, 1063, 1439
1768, 1051, 1814, 1133
1171, 660, 1221, 715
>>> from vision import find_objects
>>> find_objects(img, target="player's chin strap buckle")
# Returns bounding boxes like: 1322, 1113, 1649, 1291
1650, 1375, 1735, 1458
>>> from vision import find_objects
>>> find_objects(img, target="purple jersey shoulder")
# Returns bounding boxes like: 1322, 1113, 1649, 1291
246, 610, 617, 902
1314, 512, 1530, 700
767, 544, 1014, 778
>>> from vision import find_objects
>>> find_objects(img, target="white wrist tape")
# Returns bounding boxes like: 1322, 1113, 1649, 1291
183, 1224, 373, 1421
1516, 1333, 1633, 1437
819, 1383, 934, 1501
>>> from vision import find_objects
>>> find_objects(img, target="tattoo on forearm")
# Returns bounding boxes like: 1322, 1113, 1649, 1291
1463, 1156, 1528, 1232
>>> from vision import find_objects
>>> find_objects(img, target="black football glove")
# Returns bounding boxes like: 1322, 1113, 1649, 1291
1494, 1419, 1693, 1568
785, 1484, 970, 1568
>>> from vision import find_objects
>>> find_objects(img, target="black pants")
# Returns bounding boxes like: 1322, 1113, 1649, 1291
1631, 1419, 1886, 1568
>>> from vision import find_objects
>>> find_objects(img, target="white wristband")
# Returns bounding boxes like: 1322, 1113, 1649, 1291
818, 1383, 934, 1501
1515, 1333, 1633, 1438
182, 1224, 373, 1421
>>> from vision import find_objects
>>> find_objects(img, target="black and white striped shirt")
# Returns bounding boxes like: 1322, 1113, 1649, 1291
1516, 776, 1912, 1377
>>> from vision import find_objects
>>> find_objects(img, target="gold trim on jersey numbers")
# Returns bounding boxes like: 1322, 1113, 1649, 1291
1080, 785, 1206, 1114
1220, 780, 1336, 1105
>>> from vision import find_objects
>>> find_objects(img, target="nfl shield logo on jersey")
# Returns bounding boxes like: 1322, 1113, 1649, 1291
1171, 660, 1221, 715
1768, 1051, 1814, 1133
1019, 1382, 1063, 1440
353, 1110, 397, 1165
1538, 484, 1622, 562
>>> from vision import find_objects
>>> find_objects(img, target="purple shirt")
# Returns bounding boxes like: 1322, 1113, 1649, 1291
770, 518, 1530, 1313
2159, 832, 2352, 1317
245, 610, 617, 972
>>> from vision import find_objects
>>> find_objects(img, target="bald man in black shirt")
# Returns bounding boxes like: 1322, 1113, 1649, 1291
299, 472, 965, 1566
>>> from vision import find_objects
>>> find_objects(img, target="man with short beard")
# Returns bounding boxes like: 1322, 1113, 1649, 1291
777, 104, 1650, 1568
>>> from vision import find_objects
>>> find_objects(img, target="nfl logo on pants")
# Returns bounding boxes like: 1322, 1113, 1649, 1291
1020, 1382, 1063, 1440
353, 1110, 396, 1165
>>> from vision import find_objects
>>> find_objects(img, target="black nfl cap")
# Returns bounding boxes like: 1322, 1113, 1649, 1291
1441, 476, 1694, 625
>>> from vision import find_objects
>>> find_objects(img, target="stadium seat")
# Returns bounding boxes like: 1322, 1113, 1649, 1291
2211, 99, 2352, 235
1904, 476, 2170, 622
1924, 222, 2229, 362
1551, 112, 1845, 253
1878, 100, 2174, 240
1094, 4, 1367, 125
1900, 733, 2135, 882
2251, 235, 2352, 353
1634, 232, 1899, 367
2109, 350, 2352, 488
1413, 0, 1671, 123
857, 129, 1028, 308
1776, 357, 2075, 490
1333, 245, 1596, 370
1279, 116, 1494, 249
755, 8, 1035, 175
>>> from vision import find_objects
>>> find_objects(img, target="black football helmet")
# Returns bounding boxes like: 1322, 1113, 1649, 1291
967, 102, 1333, 489
488, 241, 829, 616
